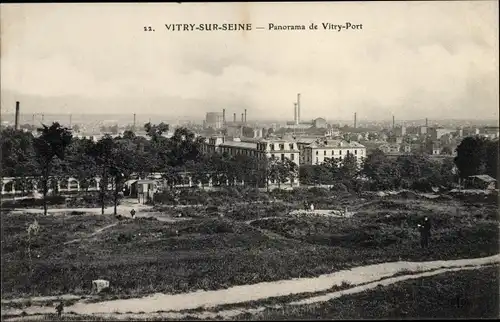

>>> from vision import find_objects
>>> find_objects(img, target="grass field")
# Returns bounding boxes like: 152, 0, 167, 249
1, 192, 498, 301
245, 265, 499, 320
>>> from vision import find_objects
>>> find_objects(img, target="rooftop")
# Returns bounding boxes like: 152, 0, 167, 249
219, 141, 258, 149
308, 139, 365, 149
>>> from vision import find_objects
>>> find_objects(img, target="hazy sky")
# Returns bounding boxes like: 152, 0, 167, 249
1, 1, 498, 121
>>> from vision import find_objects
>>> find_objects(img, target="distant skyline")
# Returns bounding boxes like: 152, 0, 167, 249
1, 2, 499, 121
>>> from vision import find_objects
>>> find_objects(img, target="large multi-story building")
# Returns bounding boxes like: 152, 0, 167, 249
257, 139, 300, 166
202, 136, 300, 166
301, 139, 366, 165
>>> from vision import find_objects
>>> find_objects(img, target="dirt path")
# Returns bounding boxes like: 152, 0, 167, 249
3, 254, 498, 319
63, 222, 120, 245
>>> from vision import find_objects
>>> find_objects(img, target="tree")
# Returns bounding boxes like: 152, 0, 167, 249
323, 157, 341, 183
166, 127, 203, 168
299, 165, 316, 185
454, 136, 488, 178
362, 149, 400, 190
65, 138, 98, 192
485, 139, 499, 179
339, 153, 359, 180
144, 122, 169, 140
1, 128, 38, 178
91, 135, 115, 215
283, 158, 299, 187
33, 123, 73, 215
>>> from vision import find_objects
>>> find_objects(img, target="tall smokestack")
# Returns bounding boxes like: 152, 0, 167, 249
32, 114, 35, 127
354, 112, 357, 129
15, 101, 20, 130
41, 114, 44, 122
244, 109, 247, 123
392, 115, 395, 129
297, 93, 301, 124
223, 109, 226, 125
233, 113, 236, 123
133, 113, 136, 131
69, 114, 72, 128
425, 118, 428, 127
241, 113, 244, 123
294, 103, 298, 125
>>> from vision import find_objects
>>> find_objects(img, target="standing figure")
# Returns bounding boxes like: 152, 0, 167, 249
304, 201, 308, 211
310, 203, 315, 212
130, 208, 136, 218
55, 301, 64, 317
417, 216, 431, 248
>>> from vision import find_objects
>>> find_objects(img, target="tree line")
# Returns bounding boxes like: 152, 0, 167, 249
1, 122, 498, 214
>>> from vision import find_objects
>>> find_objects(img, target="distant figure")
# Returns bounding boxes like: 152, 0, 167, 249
130, 209, 136, 218
55, 301, 64, 317
417, 216, 432, 248
310, 203, 315, 212
304, 201, 308, 211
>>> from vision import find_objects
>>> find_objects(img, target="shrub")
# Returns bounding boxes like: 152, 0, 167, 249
1, 196, 66, 209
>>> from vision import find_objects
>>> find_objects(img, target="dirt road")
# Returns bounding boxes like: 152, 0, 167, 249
2, 254, 498, 320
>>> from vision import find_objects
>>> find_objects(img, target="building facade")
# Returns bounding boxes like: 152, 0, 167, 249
302, 139, 366, 165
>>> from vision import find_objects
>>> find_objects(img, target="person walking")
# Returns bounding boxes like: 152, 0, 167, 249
417, 216, 431, 249
130, 208, 136, 218
55, 301, 64, 318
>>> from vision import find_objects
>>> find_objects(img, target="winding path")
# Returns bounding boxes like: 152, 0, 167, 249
63, 222, 120, 245
2, 254, 498, 320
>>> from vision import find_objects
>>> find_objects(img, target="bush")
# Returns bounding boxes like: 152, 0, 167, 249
1, 196, 66, 209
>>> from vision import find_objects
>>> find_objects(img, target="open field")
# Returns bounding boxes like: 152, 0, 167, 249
245, 265, 499, 320
2, 260, 498, 321
1, 189, 498, 319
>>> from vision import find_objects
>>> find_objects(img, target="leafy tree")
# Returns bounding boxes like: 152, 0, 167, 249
454, 136, 488, 178
362, 149, 400, 190
339, 153, 359, 180
33, 123, 73, 215
283, 158, 299, 187
485, 139, 499, 179
167, 127, 203, 168
323, 157, 340, 183
144, 122, 169, 140
91, 135, 115, 214
1, 128, 38, 178
65, 138, 98, 192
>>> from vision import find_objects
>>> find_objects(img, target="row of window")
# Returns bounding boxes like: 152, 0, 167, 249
270, 153, 296, 161
306, 156, 365, 164
313, 149, 364, 156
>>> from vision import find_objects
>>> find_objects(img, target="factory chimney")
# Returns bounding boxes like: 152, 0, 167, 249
354, 112, 357, 129
425, 118, 428, 127
69, 114, 72, 128
223, 109, 226, 125
133, 113, 136, 131
294, 103, 298, 125
297, 93, 301, 124
392, 115, 395, 129
244, 109, 247, 123
32, 114, 35, 127
233, 113, 236, 123
241, 113, 244, 123
15, 101, 20, 130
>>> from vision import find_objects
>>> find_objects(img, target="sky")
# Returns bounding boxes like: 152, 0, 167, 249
1, 1, 498, 122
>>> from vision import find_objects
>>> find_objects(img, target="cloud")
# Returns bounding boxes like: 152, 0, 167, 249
1, 1, 498, 121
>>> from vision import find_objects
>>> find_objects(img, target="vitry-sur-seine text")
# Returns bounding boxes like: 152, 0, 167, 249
164, 23, 363, 31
